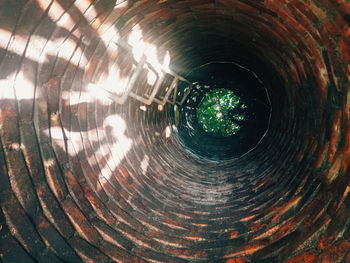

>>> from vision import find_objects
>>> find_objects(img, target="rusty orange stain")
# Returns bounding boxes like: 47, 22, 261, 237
271, 196, 302, 223
342, 185, 350, 199
284, 250, 318, 263
253, 224, 280, 240
226, 257, 246, 263
240, 215, 255, 222
250, 222, 265, 232
336, 185, 350, 211
339, 37, 350, 64
185, 236, 206, 241
230, 231, 239, 238
163, 220, 186, 230
172, 212, 192, 219
120, 167, 129, 179
328, 110, 342, 163
272, 221, 296, 241
252, 177, 271, 191
326, 154, 343, 183
315, 143, 329, 169
224, 244, 264, 258
192, 223, 208, 227
193, 250, 209, 257
317, 235, 328, 251
153, 238, 184, 248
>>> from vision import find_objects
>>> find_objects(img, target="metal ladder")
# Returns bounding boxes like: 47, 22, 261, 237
98, 39, 193, 106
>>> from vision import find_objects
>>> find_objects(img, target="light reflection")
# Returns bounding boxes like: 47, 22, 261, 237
1, 11, 173, 106
35, 0, 65, 22
46, 114, 132, 181
86, 84, 116, 105
0, 26, 87, 68
115, 0, 128, 7
141, 155, 150, 175
147, 69, 157, 85
165, 125, 171, 138
128, 24, 145, 62
103, 114, 133, 177
48, 126, 83, 153
0, 28, 12, 49
128, 25, 171, 74
14, 71, 35, 100
0, 75, 16, 100
56, 38, 83, 64
61, 88, 113, 106
74, 0, 98, 22
1, 1, 173, 187
92, 65, 130, 96
0, 28, 44, 61
101, 26, 120, 44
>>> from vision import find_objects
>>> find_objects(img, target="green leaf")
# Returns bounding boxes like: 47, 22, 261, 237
196, 88, 246, 137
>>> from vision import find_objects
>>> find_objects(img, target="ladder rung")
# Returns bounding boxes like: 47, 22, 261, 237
111, 39, 193, 106
153, 77, 178, 105
130, 73, 165, 105
176, 84, 193, 105
113, 55, 147, 104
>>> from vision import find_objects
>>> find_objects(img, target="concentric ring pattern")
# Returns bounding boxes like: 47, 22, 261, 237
0, 0, 349, 262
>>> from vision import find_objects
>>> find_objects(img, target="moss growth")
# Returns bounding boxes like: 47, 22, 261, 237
196, 89, 246, 137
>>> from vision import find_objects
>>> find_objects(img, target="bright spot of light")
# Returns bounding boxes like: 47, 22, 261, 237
115, 0, 128, 8
0, 28, 12, 49
147, 70, 157, 85
0, 28, 44, 62
47, 127, 83, 152
158, 105, 164, 111
0, 76, 15, 100
14, 71, 34, 100
140, 155, 149, 175
74, 0, 97, 21
36, 0, 65, 22
101, 26, 120, 44
46, 114, 133, 181
10, 143, 21, 151
145, 44, 160, 71
128, 25, 145, 62
163, 50, 171, 70
128, 24, 172, 73
44, 158, 55, 168
103, 115, 132, 174
140, 105, 147, 111
145, 45, 171, 73
57, 38, 79, 62
128, 24, 143, 46
86, 83, 114, 105
92, 63, 130, 96
165, 125, 171, 138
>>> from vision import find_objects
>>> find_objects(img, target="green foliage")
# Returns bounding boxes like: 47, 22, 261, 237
196, 89, 246, 137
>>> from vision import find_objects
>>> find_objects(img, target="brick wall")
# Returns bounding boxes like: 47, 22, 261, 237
0, 0, 349, 262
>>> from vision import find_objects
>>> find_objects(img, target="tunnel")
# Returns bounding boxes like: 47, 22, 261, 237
0, 0, 349, 262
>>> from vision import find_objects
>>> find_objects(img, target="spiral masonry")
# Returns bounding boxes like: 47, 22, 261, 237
0, 0, 349, 262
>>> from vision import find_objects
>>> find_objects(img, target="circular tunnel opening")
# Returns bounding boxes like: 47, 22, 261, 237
171, 62, 271, 160
0, 0, 349, 263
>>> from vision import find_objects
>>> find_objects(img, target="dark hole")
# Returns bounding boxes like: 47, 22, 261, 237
169, 62, 271, 160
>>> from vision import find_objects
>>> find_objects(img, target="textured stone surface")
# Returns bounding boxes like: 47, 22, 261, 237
0, 0, 349, 262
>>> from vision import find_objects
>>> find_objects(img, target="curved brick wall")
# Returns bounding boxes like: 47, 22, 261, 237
0, 0, 349, 262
